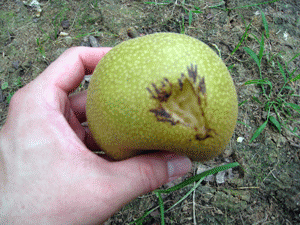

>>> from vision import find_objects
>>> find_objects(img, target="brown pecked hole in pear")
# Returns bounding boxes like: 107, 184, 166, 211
147, 64, 217, 142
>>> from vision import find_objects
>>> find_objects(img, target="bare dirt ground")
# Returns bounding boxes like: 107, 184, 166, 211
0, 0, 300, 224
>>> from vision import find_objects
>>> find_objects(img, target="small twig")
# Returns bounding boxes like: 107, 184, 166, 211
235, 186, 261, 190
290, 142, 300, 148
193, 167, 197, 225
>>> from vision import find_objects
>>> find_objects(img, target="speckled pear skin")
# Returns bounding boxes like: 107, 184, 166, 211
86, 32, 238, 161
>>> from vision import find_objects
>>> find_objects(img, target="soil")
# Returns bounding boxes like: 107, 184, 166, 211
0, 0, 300, 224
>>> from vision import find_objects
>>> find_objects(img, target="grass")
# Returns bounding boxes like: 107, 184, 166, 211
144, 0, 281, 32
131, 162, 240, 225
234, 9, 300, 142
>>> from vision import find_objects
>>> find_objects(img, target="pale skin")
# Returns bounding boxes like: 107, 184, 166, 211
0, 47, 192, 224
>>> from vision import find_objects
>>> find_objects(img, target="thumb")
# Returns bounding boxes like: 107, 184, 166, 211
112, 152, 192, 198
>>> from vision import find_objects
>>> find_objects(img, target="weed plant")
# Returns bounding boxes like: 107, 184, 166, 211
236, 8, 300, 142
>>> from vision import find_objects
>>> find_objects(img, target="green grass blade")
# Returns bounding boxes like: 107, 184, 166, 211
244, 79, 272, 96
238, 121, 252, 128
239, 99, 248, 106
258, 7, 269, 38
129, 206, 159, 224
249, 120, 268, 143
228, 64, 235, 70
144, 1, 172, 5
244, 79, 268, 85
252, 96, 262, 105
156, 192, 165, 225
267, 80, 273, 94
284, 85, 293, 91
291, 73, 300, 82
231, 21, 252, 55
289, 68, 297, 79
250, 33, 260, 43
282, 123, 300, 139
286, 103, 300, 114
269, 116, 281, 132
191, 10, 202, 14
156, 162, 240, 194
133, 163, 240, 224
165, 177, 204, 213
258, 33, 264, 62
278, 60, 287, 83
244, 47, 260, 68
188, 10, 192, 27
160, 163, 240, 216
288, 52, 300, 63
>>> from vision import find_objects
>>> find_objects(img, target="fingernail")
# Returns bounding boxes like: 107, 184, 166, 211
167, 156, 192, 182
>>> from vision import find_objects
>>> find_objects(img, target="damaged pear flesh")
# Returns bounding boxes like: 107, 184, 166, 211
86, 33, 238, 161
147, 64, 212, 141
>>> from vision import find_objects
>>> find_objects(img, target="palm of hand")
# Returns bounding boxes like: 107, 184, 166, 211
0, 47, 191, 224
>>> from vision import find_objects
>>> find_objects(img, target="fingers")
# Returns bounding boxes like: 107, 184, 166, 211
83, 126, 101, 151
69, 90, 87, 123
89, 152, 191, 220
34, 47, 112, 95
68, 91, 101, 149
107, 153, 192, 204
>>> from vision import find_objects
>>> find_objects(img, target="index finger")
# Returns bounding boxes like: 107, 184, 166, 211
35, 47, 112, 94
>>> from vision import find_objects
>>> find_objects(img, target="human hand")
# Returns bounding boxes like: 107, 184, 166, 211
0, 47, 192, 224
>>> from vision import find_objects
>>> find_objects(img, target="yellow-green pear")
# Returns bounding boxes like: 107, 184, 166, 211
86, 32, 238, 161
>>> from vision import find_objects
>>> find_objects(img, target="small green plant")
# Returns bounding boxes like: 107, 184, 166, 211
1, 77, 23, 104
131, 162, 240, 225
235, 9, 300, 142
36, 37, 46, 58
6, 92, 14, 104
14, 77, 22, 88
1, 81, 8, 90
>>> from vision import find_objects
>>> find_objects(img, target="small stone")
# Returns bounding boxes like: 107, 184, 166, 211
12, 61, 19, 70
292, 193, 300, 207
276, 136, 287, 148
61, 20, 70, 29
127, 27, 139, 38
60, 32, 69, 36
0, 88, 4, 103
80, 35, 90, 46
237, 137, 244, 143
80, 42, 90, 47
84, 75, 92, 82
64, 36, 72, 46
216, 170, 226, 184
150, 209, 160, 217
83, 36, 89, 42
89, 36, 100, 47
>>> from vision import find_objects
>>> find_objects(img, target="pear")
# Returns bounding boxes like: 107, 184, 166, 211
86, 32, 238, 161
